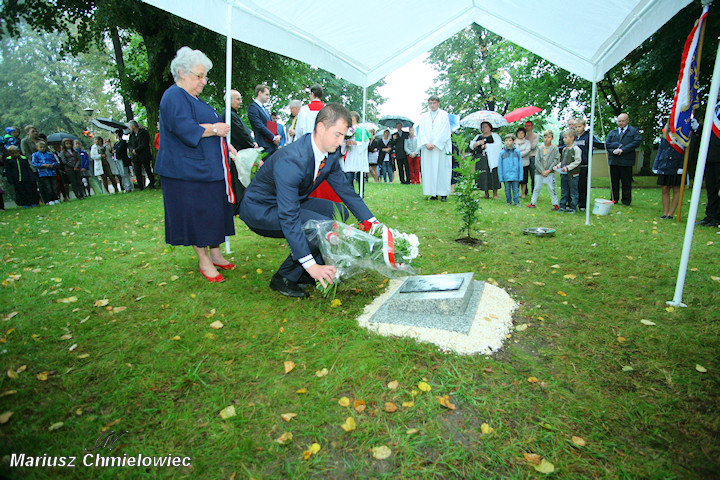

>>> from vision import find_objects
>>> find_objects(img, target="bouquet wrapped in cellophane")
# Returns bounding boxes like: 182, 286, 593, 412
303, 219, 420, 297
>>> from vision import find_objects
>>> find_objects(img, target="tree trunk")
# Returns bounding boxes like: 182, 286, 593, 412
109, 26, 134, 122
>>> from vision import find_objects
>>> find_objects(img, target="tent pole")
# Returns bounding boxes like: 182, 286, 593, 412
224, 2, 233, 255
586, 80, 597, 225
668, 38, 720, 307
360, 86, 367, 198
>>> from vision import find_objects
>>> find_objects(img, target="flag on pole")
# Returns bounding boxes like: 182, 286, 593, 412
713, 103, 720, 140
669, 6, 709, 147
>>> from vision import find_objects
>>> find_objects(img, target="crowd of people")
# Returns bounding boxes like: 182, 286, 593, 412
0, 122, 157, 210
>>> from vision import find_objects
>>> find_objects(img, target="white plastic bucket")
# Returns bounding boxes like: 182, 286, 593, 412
592, 198, 613, 215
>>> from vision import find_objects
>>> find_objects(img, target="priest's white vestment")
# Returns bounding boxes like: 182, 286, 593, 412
418, 108, 452, 196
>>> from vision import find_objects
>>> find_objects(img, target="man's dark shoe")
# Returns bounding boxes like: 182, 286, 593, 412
697, 217, 712, 225
270, 273, 307, 297
429, 196, 438, 200
297, 272, 315, 288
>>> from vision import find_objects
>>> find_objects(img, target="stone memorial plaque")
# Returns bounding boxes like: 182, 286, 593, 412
399, 275, 464, 293
368, 273, 484, 334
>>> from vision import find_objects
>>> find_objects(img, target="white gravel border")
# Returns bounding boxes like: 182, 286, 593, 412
357, 279, 517, 355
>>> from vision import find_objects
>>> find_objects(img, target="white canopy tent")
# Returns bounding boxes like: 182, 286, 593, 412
142, 0, 717, 306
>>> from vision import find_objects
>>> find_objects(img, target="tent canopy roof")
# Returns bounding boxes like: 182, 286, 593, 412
144, 0, 691, 86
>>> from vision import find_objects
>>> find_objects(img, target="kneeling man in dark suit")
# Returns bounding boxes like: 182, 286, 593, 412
239, 103, 378, 297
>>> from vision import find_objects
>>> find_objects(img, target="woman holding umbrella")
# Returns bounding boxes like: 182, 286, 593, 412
469, 121, 502, 199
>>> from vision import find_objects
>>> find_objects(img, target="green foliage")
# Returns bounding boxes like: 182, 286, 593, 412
452, 133, 483, 239
0, 24, 123, 137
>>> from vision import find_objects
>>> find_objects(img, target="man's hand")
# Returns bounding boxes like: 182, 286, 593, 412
425, 143, 435, 150
253, 142, 259, 148
273, 135, 281, 144
288, 128, 295, 137
228, 144, 238, 157
306, 264, 337, 288
542, 169, 551, 177
613, 148, 623, 155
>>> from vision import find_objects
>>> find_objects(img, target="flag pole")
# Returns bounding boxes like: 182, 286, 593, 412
668, 38, 720, 307
224, 2, 233, 255
585, 79, 597, 226
676, 3, 710, 222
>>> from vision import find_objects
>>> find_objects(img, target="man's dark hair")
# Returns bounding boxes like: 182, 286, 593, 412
314, 103, 351, 132
428, 94, 440, 103
115, 129, 124, 136
525, 120, 534, 126
310, 84, 323, 99
255, 84, 269, 97
271, 111, 279, 117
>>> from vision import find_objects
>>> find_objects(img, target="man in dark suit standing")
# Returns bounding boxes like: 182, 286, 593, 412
605, 113, 641, 205
392, 122, 410, 184
127, 120, 155, 190
240, 103, 378, 297
248, 84, 281, 156
224, 89, 258, 213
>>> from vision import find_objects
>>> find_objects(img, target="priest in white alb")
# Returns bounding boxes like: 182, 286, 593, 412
418, 95, 452, 201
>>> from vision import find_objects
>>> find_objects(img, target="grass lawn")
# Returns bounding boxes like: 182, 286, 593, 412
1, 180, 719, 479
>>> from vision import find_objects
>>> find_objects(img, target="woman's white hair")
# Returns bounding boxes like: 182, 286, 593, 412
170, 46, 213, 82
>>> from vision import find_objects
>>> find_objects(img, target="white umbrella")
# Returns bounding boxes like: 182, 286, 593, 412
460, 111, 508, 129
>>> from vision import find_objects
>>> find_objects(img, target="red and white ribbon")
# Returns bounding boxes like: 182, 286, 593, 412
221, 138, 235, 203
382, 225, 405, 270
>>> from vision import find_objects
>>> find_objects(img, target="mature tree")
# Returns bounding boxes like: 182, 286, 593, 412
0, 24, 123, 138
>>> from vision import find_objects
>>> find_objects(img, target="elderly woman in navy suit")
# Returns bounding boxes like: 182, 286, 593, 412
155, 46, 237, 283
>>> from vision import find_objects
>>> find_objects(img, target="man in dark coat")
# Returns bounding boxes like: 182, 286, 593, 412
392, 122, 410, 184
127, 120, 155, 190
224, 89, 257, 214
248, 84, 281, 155
699, 102, 720, 227
239, 103, 378, 298
605, 113, 642, 205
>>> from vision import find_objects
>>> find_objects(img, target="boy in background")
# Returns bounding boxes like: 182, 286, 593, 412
554, 129, 582, 213
497, 134, 523, 206
528, 130, 559, 210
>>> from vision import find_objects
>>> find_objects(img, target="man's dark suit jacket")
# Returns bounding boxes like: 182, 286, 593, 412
224, 108, 255, 151
605, 126, 642, 166
239, 133, 373, 262
128, 127, 151, 162
247, 101, 277, 154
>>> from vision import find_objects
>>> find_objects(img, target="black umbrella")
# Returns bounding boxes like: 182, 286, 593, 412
94, 117, 129, 130
378, 115, 414, 128
46, 132, 78, 143
92, 119, 129, 133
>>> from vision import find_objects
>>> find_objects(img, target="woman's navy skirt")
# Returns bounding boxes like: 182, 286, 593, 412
161, 176, 235, 247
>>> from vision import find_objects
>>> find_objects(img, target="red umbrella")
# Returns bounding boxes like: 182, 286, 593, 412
504, 106, 541, 123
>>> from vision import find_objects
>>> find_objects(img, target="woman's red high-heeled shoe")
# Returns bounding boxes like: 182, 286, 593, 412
213, 262, 236, 271
200, 268, 225, 283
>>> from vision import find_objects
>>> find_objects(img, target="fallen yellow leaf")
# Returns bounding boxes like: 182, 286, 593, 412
0, 390, 17, 397
533, 459, 555, 474
93, 299, 109, 307
170, 275, 179, 281
36, 372, 49, 381
338, 396, 351, 407
77, 354, 90, 359
384, 402, 398, 413
402, 401, 415, 408
280, 413, 297, 422
515, 324, 528, 332
353, 399, 366, 413
696, 364, 708, 373
0, 411, 12, 424
640, 319, 656, 326
563, 274, 576, 279
204, 308, 216, 318
275, 431, 293, 444
57, 296, 78, 303
303, 443, 321, 460
436, 395, 456, 410
527, 377, 539, 383
557, 291, 567, 297
571, 436, 587, 447
340, 416, 356, 432
372, 445, 392, 460
523, 452, 541, 464
6, 370, 18, 379
296, 388, 307, 394
209, 320, 224, 329
418, 381, 432, 392
172, 336, 181, 341
387, 380, 399, 390
219, 405, 236, 419
284, 361, 295, 374
48, 422, 64, 431
112, 306, 126, 313
406, 428, 419, 435
481, 423, 494, 434
665, 306, 675, 312
617, 336, 626, 343
315, 368, 329, 377
330, 299, 342, 308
